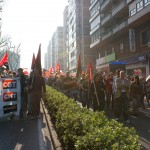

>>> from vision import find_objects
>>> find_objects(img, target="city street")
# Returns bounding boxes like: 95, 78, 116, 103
105, 108, 150, 150
0, 108, 54, 150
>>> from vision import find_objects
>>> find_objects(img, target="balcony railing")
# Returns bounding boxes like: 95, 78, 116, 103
90, 24, 100, 35
112, 0, 127, 16
101, 14, 111, 26
89, 10, 99, 23
102, 31, 112, 41
101, 0, 112, 11
90, 39, 101, 48
113, 21, 128, 34
89, 0, 99, 11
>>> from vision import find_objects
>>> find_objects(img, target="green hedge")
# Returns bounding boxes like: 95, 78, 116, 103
44, 86, 141, 150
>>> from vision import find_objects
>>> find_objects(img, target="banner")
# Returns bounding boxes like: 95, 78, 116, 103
129, 29, 136, 52
0, 78, 21, 118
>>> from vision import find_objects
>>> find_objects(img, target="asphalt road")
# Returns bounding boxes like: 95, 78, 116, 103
0, 111, 54, 150
105, 109, 150, 150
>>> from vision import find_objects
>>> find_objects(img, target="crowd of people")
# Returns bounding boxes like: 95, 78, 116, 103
1, 67, 150, 123
0, 68, 46, 120
46, 69, 150, 123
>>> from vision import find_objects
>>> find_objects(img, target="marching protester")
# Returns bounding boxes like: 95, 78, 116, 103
105, 72, 114, 110
80, 73, 89, 108
139, 76, 147, 108
129, 75, 142, 116
115, 70, 130, 123
17, 68, 27, 120
78, 73, 86, 105
28, 68, 46, 119
62, 71, 78, 99
90, 73, 105, 111
146, 77, 150, 107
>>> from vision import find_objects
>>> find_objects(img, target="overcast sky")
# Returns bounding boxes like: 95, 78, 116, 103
1, 0, 68, 70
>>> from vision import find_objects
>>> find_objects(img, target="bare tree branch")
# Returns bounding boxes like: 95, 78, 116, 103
0, 36, 21, 71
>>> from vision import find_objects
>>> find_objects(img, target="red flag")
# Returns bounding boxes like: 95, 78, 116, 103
35, 44, 42, 75
31, 53, 36, 70
56, 63, 60, 72
0, 52, 8, 66
86, 62, 93, 81
49, 66, 54, 73
76, 55, 82, 78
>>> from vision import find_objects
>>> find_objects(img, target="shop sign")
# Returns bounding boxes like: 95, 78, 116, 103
139, 55, 146, 61
105, 53, 115, 63
96, 57, 106, 65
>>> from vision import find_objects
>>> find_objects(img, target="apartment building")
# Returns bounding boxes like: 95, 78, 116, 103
123, 0, 150, 76
66, 0, 96, 72
51, 27, 64, 71
89, 0, 129, 73
63, 6, 69, 71
89, 0, 150, 76
44, 52, 48, 70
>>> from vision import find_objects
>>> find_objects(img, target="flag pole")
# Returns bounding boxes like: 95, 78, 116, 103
93, 79, 99, 106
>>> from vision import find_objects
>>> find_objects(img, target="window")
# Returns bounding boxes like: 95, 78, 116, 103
130, 8, 136, 16
136, 1, 143, 12
141, 30, 149, 46
144, 0, 150, 6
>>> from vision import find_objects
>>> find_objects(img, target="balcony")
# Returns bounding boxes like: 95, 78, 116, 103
101, 0, 112, 12
128, 4, 150, 27
101, 14, 111, 26
90, 39, 101, 48
89, 10, 99, 23
89, 0, 99, 11
127, 0, 133, 4
113, 21, 128, 34
90, 24, 100, 35
102, 31, 112, 41
112, 0, 127, 16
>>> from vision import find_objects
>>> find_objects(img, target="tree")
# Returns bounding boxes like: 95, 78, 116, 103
0, 36, 21, 71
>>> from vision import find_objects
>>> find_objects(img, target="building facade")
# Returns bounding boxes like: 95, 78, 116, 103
66, 0, 96, 72
49, 27, 64, 71
63, 6, 69, 72
89, 0, 150, 76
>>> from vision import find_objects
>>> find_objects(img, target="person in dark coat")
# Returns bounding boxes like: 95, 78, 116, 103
29, 68, 46, 119
90, 73, 105, 111
18, 68, 27, 119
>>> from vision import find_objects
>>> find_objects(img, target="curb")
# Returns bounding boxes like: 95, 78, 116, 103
41, 100, 62, 150
128, 108, 150, 118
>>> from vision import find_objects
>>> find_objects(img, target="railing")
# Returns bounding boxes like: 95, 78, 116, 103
90, 39, 101, 48
113, 21, 128, 34
102, 31, 112, 41
101, 14, 111, 26
112, 0, 127, 16
101, 0, 112, 11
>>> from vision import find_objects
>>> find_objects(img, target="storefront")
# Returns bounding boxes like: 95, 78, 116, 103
96, 53, 116, 74
119, 51, 149, 77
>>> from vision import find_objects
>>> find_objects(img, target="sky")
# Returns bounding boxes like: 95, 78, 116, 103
1, 0, 68, 70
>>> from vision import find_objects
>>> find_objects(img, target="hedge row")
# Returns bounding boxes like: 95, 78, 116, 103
43, 86, 141, 150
